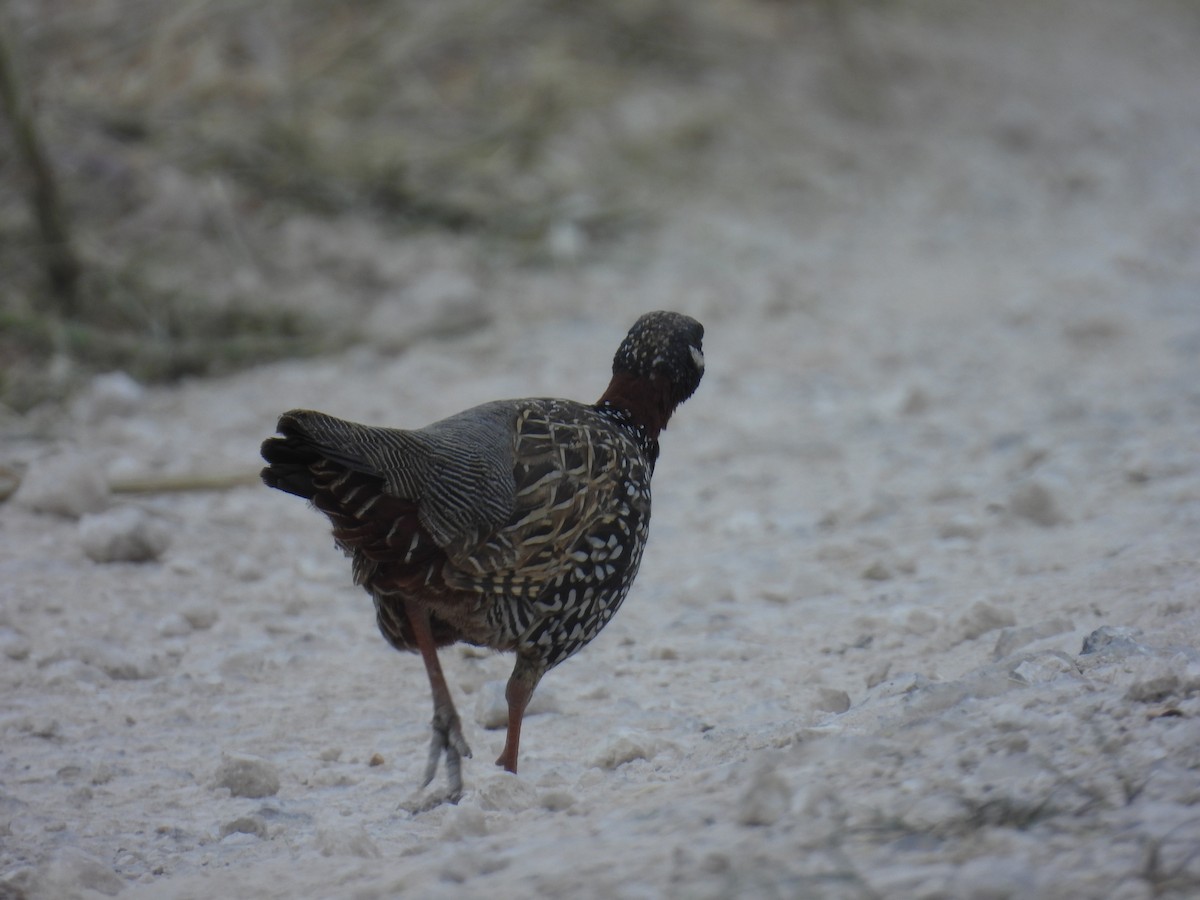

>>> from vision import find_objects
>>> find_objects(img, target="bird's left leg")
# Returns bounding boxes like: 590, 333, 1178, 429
495, 653, 546, 775
404, 601, 472, 801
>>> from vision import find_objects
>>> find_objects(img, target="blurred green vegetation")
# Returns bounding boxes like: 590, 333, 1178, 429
0, 0, 832, 410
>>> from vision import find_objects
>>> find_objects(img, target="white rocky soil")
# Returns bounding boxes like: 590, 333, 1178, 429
3, 2, 1200, 898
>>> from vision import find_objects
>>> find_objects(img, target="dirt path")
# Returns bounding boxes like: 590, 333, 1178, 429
3, 2, 1200, 897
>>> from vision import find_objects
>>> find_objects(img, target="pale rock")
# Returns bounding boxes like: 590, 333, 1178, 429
156, 613, 193, 638
1079, 625, 1146, 658
181, 603, 219, 631
79, 506, 171, 563
1007, 479, 1065, 526
1009, 651, 1078, 685
862, 560, 892, 581
212, 754, 281, 799
13, 452, 108, 518
0, 628, 31, 661
958, 601, 1017, 641
590, 729, 659, 769
939, 515, 983, 540
902, 609, 940, 638
737, 767, 793, 826
538, 789, 576, 811
814, 687, 851, 714
220, 815, 268, 840
992, 618, 1073, 661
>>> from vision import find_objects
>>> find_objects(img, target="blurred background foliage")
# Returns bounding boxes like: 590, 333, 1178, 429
3, 0, 849, 410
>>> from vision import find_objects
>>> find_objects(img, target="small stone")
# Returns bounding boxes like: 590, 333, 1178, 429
538, 789, 575, 811
156, 613, 192, 638
958, 601, 1017, 641
181, 604, 218, 631
992, 618, 1073, 661
738, 767, 793, 826
1080, 625, 1144, 656
368, 753, 385, 767
219, 815, 268, 840
1008, 480, 1064, 527
814, 687, 851, 714
318, 747, 342, 762
0, 628, 31, 661
938, 516, 983, 540
212, 754, 281, 799
902, 608, 941, 635
862, 561, 892, 581
590, 729, 658, 770
13, 452, 108, 518
1009, 651, 1077, 685
865, 662, 892, 690
79, 507, 170, 563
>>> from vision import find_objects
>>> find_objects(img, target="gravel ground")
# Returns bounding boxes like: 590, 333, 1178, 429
3, 2, 1200, 897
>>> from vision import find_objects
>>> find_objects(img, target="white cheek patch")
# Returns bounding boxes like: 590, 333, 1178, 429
690, 345, 705, 372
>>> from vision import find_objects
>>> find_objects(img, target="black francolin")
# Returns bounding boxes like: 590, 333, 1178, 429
260, 310, 704, 801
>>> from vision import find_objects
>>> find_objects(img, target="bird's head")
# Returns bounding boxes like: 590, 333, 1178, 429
603, 310, 704, 435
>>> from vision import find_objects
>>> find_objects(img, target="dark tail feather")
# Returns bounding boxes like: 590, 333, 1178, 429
260, 410, 332, 499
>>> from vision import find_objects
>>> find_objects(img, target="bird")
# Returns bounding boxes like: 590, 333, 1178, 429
260, 310, 704, 803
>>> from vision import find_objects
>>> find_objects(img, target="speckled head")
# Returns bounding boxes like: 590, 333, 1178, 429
612, 310, 705, 410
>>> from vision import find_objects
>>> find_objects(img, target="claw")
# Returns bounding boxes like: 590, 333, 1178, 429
421, 704, 472, 799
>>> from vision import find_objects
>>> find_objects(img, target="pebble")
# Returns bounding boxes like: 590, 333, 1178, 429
156, 613, 193, 638
992, 618, 1073, 661
1009, 651, 1078, 685
1007, 479, 1065, 527
1080, 625, 1145, 657
219, 815, 268, 840
589, 729, 659, 770
212, 754, 281, 799
13, 452, 109, 518
78, 507, 171, 563
814, 687, 851, 714
738, 767, 793, 826
0, 627, 31, 661
958, 601, 1017, 641
181, 603, 219, 631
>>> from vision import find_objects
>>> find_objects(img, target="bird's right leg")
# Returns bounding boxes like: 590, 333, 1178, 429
404, 601, 472, 802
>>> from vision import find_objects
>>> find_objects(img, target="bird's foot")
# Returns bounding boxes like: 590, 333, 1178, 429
421, 705, 472, 799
